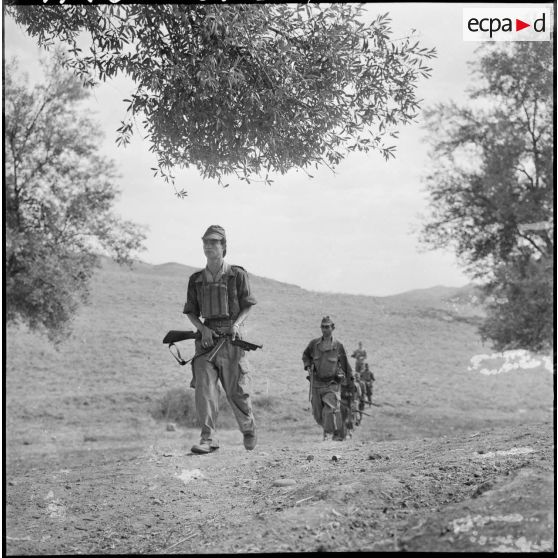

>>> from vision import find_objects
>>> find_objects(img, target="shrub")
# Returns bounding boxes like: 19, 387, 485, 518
150, 387, 197, 426
151, 386, 237, 429
251, 394, 280, 411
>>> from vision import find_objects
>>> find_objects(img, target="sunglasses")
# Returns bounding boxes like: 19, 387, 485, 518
321, 325, 332, 329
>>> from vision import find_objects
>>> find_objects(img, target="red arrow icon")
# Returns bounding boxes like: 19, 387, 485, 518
516, 19, 530, 31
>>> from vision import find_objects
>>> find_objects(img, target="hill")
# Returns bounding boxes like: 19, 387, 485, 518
5, 259, 554, 554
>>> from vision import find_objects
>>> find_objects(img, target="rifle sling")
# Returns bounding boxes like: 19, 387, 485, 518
168, 342, 232, 367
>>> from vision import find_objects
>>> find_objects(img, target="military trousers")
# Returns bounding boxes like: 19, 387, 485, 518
364, 381, 373, 400
311, 382, 342, 435
192, 338, 256, 444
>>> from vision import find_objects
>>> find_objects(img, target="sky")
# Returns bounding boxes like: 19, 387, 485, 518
4, 3, 550, 296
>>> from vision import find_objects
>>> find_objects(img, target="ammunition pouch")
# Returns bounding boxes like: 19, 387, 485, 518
200, 282, 229, 319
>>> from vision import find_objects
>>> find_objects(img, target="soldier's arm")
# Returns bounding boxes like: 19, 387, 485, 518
302, 342, 314, 370
230, 306, 252, 340
230, 267, 257, 339
339, 344, 354, 379
235, 266, 257, 308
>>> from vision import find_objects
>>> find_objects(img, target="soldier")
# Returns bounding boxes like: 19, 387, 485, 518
340, 373, 360, 437
361, 363, 376, 405
302, 316, 353, 441
183, 225, 258, 454
351, 341, 367, 373
353, 371, 367, 425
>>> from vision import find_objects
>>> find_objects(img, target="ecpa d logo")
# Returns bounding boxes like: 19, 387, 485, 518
463, 7, 551, 41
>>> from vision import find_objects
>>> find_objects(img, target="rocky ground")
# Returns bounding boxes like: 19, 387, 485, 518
5, 416, 554, 554
5, 261, 555, 554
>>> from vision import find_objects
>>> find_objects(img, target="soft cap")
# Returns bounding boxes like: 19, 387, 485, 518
202, 225, 226, 241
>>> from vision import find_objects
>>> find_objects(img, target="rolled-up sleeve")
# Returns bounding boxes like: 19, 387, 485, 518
302, 342, 314, 369
235, 268, 257, 309
339, 343, 353, 377
183, 274, 200, 316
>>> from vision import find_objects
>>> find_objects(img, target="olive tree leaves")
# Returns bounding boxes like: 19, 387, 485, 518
420, 42, 553, 351
8, 4, 436, 188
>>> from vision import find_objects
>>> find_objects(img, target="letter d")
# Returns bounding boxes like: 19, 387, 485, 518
534, 13, 546, 32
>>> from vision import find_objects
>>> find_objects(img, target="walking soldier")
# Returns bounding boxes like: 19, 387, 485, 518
302, 316, 353, 441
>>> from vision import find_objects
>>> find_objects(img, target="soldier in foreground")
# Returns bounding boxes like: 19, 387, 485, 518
361, 363, 376, 405
183, 225, 258, 454
302, 316, 353, 441
351, 341, 367, 373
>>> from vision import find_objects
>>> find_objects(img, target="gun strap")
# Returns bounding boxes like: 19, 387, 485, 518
168, 343, 187, 366
168, 343, 215, 366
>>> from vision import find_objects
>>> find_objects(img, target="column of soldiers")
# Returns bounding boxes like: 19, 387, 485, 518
352, 342, 376, 407
180, 224, 378, 453
302, 320, 377, 442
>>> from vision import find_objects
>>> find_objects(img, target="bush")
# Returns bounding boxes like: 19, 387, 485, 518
251, 394, 280, 411
150, 387, 197, 426
151, 386, 237, 428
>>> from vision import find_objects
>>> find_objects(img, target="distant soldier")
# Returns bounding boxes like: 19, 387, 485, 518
302, 316, 353, 441
354, 371, 367, 424
339, 372, 363, 435
351, 342, 367, 373
361, 363, 376, 405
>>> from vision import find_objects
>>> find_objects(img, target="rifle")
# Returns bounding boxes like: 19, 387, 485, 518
338, 398, 373, 417
162, 330, 262, 366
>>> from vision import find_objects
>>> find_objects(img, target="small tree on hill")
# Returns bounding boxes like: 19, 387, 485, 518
5, 54, 146, 342
420, 42, 553, 352
6, 4, 436, 191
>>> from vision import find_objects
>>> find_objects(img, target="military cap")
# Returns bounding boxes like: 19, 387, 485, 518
321, 316, 334, 326
202, 225, 226, 241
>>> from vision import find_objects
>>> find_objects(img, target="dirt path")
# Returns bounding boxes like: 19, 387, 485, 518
5, 419, 554, 554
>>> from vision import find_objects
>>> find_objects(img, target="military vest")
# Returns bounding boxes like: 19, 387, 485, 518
194, 265, 242, 320
310, 339, 344, 381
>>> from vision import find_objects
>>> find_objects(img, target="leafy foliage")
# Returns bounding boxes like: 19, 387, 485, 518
420, 42, 553, 351
479, 255, 553, 352
5, 53, 146, 341
7, 4, 436, 186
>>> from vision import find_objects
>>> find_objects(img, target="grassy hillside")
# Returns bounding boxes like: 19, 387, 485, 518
6, 258, 553, 449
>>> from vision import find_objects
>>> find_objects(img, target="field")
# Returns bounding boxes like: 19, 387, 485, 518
5, 258, 555, 554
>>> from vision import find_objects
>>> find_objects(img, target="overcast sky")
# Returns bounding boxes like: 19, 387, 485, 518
5, 3, 549, 296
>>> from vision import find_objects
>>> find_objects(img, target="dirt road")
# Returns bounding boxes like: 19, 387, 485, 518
5, 417, 554, 554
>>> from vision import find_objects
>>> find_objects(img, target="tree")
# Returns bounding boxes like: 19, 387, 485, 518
5, 53, 146, 341
6, 4, 436, 191
420, 42, 553, 352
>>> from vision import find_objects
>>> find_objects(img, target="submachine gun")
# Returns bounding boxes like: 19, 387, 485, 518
162, 330, 262, 366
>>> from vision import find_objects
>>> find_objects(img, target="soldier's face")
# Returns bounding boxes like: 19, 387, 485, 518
321, 324, 332, 338
203, 238, 224, 259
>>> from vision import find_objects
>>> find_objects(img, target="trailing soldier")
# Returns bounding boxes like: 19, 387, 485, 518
361, 363, 376, 406
302, 316, 353, 441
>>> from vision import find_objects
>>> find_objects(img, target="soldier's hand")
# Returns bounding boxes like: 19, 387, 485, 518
200, 326, 216, 348
228, 323, 241, 340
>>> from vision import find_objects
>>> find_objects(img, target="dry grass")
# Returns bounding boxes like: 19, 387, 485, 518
5, 257, 553, 446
